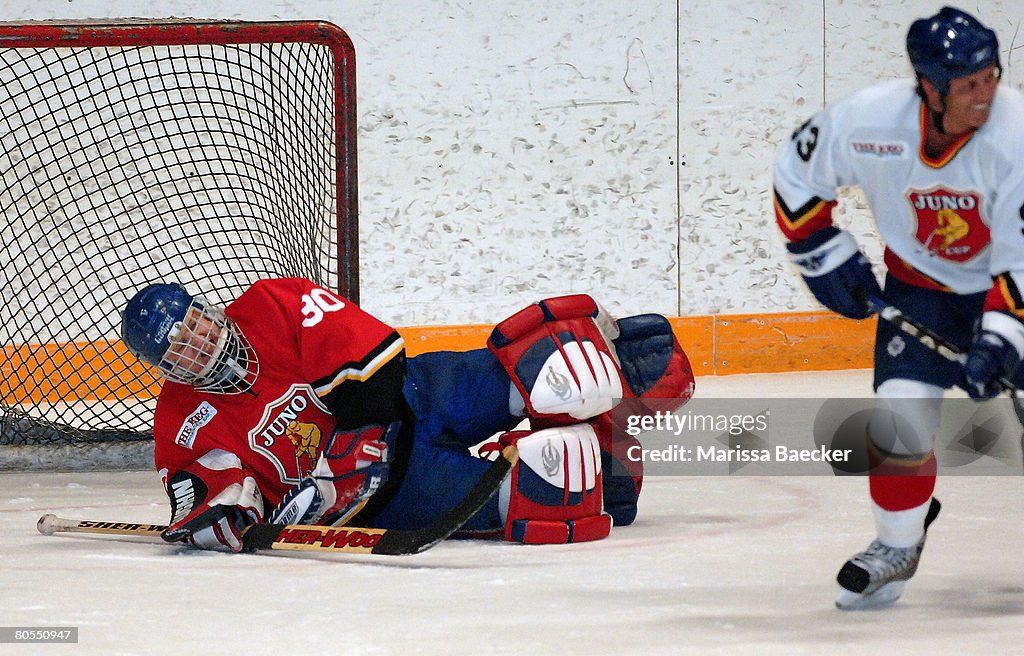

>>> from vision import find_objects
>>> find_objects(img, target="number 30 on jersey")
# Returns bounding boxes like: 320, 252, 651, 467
301, 288, 346, 327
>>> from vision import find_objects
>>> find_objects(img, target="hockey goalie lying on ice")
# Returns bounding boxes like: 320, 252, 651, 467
119, 277, 695, 552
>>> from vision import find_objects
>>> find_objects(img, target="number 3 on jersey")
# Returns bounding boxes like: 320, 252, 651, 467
301, 288, 346, 327
791, 118, 819, 162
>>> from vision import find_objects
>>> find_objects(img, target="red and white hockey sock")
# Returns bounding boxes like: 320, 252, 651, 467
868, 444, 936, 548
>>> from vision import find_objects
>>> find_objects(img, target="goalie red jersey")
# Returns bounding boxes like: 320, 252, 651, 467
152, 278, 407, 507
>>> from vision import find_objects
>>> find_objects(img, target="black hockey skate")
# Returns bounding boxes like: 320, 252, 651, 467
834, 498, 941, 610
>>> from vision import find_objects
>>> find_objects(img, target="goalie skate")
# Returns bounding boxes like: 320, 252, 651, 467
834, 498, 941, 610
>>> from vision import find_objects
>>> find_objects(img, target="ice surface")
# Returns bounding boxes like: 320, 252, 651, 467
2, 369, 1022, 655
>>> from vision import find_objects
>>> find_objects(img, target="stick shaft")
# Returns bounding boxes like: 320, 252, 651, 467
37, 514, 390, 553
866, 294, 1017, 392
37, 515, 165, 537
37, 444, 517, 556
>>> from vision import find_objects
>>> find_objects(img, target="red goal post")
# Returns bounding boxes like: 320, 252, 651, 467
0, 20, 359, 468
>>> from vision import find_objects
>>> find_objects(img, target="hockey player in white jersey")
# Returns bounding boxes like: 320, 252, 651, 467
774, 6, 1024, 609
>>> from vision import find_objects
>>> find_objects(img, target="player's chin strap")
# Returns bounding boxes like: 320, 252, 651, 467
928, 102, 948, 136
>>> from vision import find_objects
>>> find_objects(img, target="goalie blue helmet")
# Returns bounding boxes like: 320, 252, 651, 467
121, 283, 191, 368
906, 6, 1000, 95
121, 283, 258, 394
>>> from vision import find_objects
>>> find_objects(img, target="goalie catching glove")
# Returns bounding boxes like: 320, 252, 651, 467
269, 422, 398, 527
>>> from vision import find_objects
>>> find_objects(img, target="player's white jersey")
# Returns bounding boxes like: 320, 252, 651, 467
774, 79, 1024, 295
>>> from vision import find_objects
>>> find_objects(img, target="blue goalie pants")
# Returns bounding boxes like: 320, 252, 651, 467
367, 348, 520, 532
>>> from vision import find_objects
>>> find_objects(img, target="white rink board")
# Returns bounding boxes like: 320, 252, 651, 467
0, 1, 1020, 325
677, 0, 823, 315
3, 369, 1024, 655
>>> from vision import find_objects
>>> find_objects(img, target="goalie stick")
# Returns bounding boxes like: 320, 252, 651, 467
37, 445, 517, 556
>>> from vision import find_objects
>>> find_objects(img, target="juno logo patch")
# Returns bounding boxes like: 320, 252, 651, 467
907, 186, 988, 263
247, 384, 334, 484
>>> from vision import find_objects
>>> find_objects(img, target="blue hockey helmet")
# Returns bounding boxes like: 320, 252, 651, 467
121, 283, 258, 394
121, 283, 192, 368
906, 6, 1000, 94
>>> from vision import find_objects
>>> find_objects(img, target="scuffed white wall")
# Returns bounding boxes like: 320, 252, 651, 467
2, 1, 1022, 324
678, 0, 1023, 315
352, 3, 678, 324
678, 0, 823, 315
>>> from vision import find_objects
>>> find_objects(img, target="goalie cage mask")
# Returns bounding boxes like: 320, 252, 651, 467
121, 283, 259, 394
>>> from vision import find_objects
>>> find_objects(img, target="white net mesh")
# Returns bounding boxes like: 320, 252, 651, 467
0, 22, 357, 468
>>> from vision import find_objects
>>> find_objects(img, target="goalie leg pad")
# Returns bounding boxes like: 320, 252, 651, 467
612, 313, 695, 401
591, 413, 642, 527
497, 424, 612, 544
488, 294, 625, 424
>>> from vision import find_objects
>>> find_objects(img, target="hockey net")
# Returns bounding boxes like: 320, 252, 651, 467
0, 20, 358, 470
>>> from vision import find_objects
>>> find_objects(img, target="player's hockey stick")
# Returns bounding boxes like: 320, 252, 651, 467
37, 445, 517, 556
864, 293, 1019, 394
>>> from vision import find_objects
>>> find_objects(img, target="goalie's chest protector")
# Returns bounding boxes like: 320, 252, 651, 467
155, 365, 338, 507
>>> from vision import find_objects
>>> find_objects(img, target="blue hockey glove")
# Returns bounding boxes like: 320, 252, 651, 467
961, 330, 1020, 400
786, 226, 883, 320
